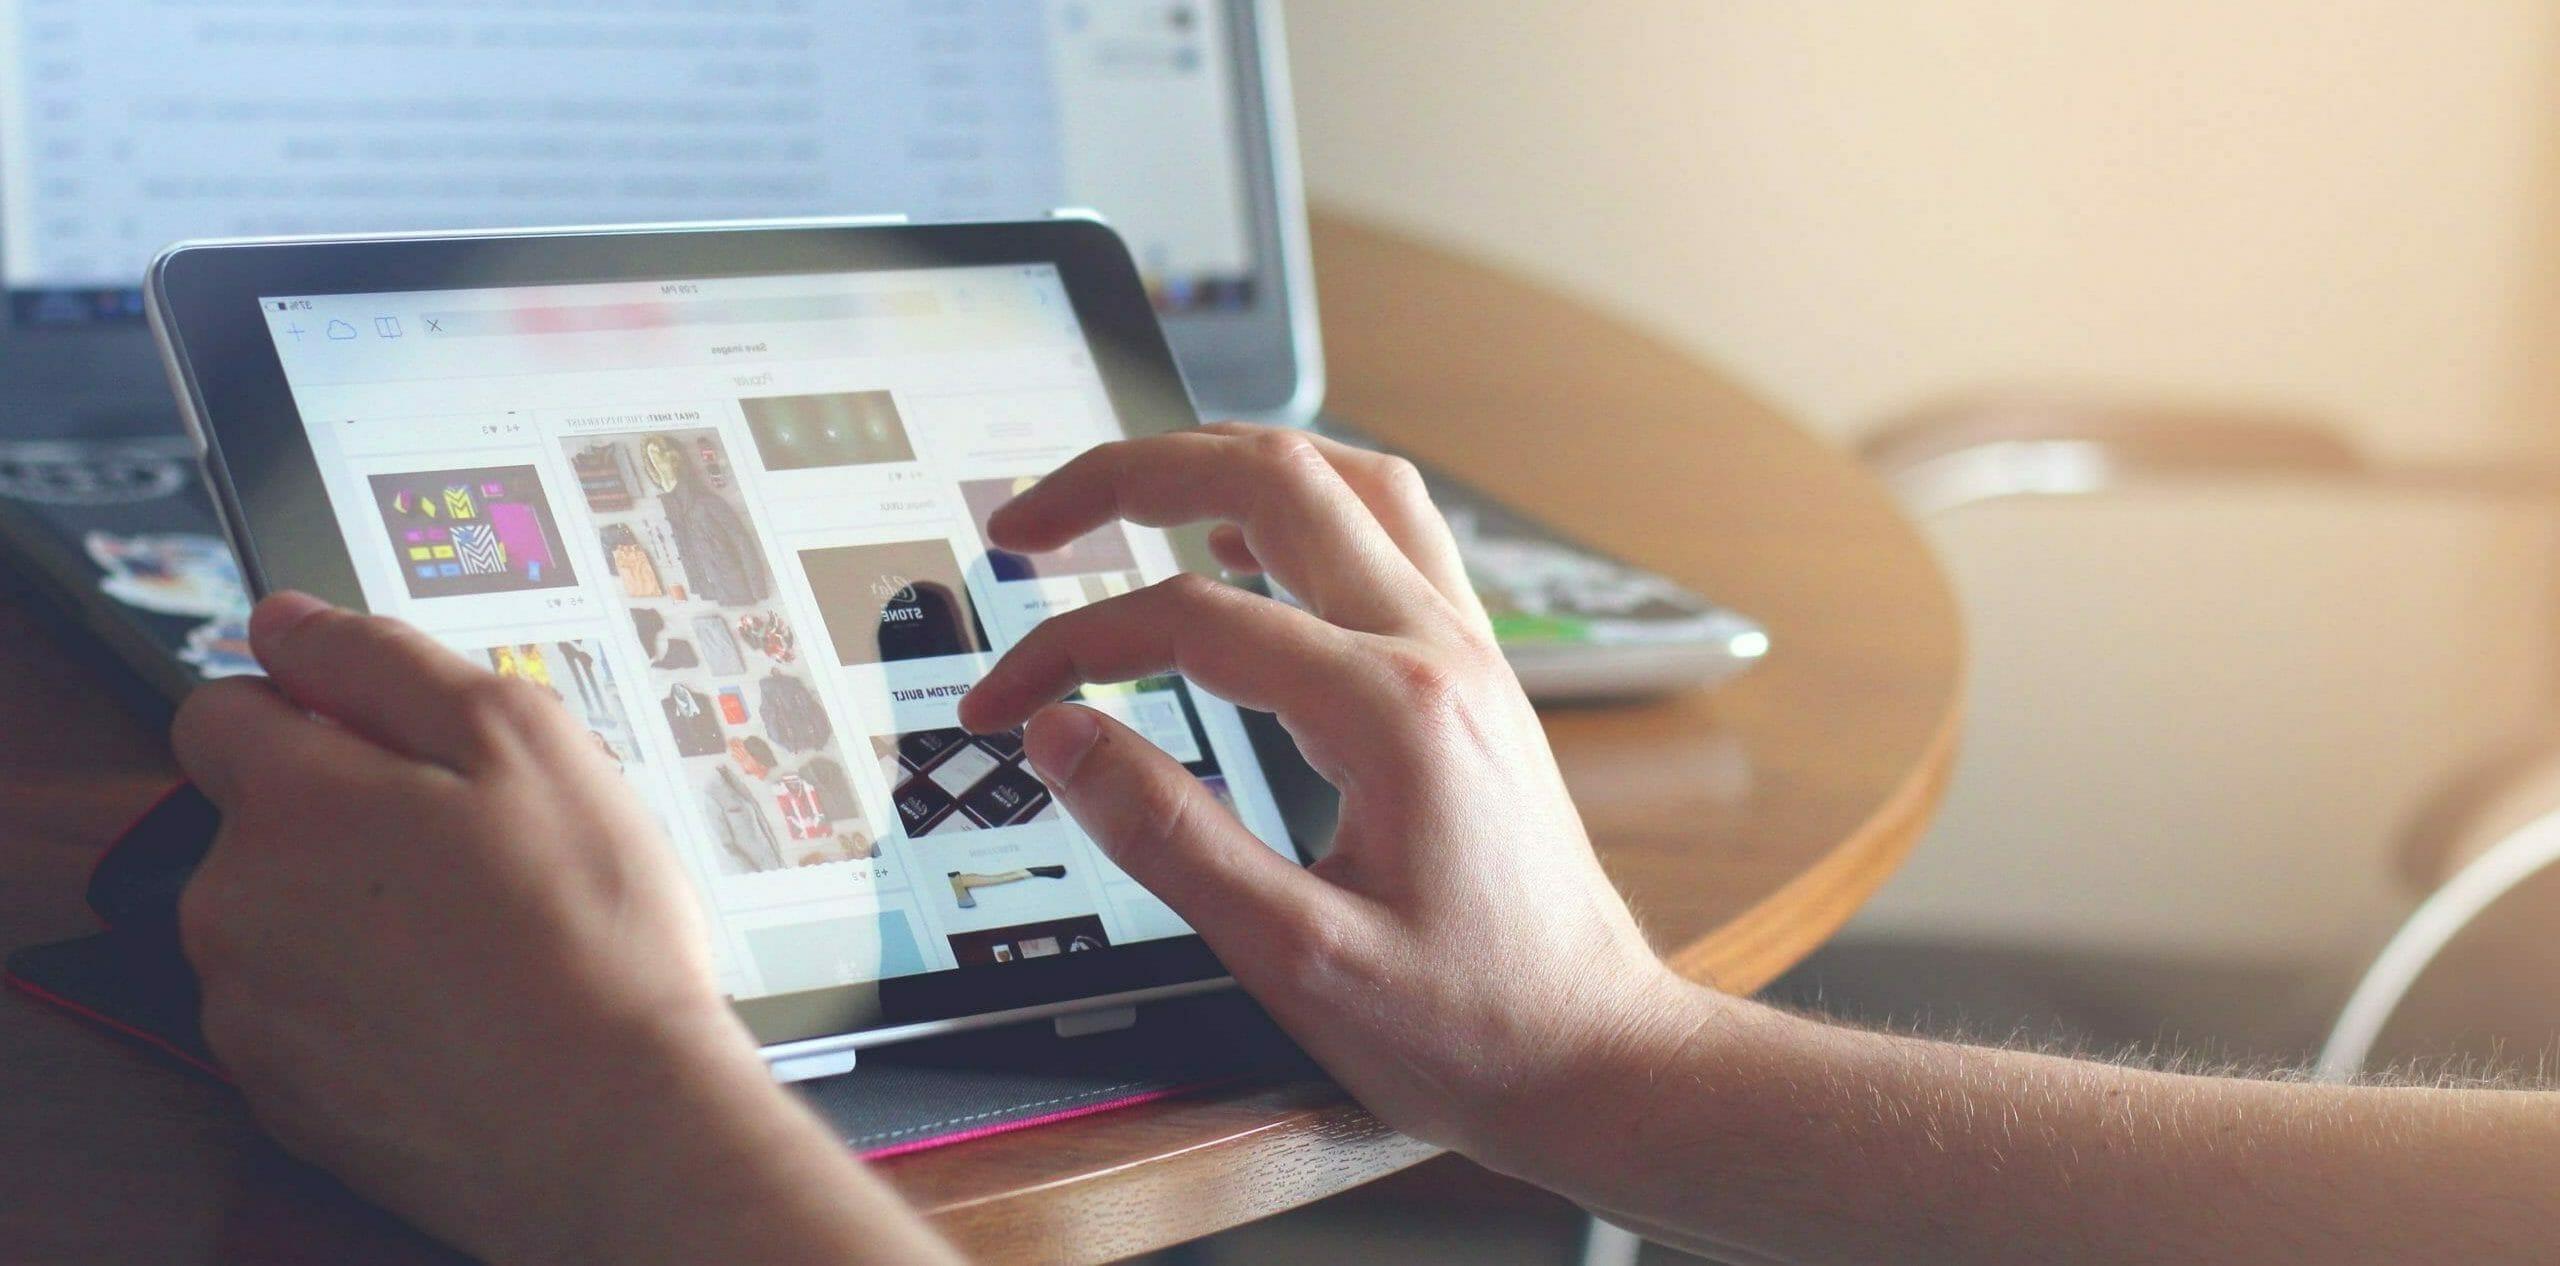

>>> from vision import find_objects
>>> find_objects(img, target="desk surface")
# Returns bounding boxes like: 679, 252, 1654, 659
0, 211, 1964, 1265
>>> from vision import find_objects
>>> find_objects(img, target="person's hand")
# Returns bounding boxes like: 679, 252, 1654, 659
173, 595, 953, 1266
960, 423, 1706, 1167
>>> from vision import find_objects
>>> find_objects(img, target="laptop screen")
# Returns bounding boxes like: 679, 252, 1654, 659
0, 0, 1263, 327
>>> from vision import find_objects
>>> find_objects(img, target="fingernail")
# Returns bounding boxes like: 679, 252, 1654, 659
249, 591, 332, 646
1023, 704, 1101, 789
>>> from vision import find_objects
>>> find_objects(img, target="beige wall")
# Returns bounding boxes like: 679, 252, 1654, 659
1285, 1, 2560, 459
1283, 2, 2560, 967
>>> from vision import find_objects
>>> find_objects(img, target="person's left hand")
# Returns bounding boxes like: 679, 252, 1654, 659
171, 593, 952, 1266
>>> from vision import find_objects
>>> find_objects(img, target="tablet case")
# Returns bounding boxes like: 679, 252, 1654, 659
5, 783, 1317, 1158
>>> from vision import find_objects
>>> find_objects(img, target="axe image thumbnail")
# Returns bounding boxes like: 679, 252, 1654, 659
947, 866, 1068, 908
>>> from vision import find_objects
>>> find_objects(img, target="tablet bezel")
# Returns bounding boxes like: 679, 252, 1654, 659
147, 217, 1337, 1053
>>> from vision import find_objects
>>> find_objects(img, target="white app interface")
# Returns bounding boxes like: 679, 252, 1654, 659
256, 264, 1291, 1000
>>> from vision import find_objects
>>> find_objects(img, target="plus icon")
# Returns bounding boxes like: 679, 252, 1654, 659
283, 321, 307, 341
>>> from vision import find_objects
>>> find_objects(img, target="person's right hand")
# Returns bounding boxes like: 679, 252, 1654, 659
960, 424, 1708, 1165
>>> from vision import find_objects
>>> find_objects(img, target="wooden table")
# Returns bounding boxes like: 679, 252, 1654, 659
0, 211, 1964, 1264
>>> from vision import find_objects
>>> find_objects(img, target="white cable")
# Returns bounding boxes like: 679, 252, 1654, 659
2317, 810, 2560, 1081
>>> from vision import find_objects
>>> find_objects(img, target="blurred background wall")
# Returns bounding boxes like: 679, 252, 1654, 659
1283, 0, 2560, 1041
1287, 1, 2560, 461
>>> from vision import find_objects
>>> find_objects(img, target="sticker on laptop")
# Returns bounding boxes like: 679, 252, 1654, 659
84, 531, 247, 619
178, 614, 260, 679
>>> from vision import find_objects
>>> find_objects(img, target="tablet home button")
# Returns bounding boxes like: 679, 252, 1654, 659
768, 1048, 861, 1083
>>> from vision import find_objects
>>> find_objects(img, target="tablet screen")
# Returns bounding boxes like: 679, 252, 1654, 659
248, 262, 1295, 1009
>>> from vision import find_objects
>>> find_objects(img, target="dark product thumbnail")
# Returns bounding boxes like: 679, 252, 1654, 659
874, 724, 1053, 837
801, 539, 989, 666
742, 391, 917, 470
948, 915, 1111, 967
959, 476, 1139, 581
370, 465, 574, 598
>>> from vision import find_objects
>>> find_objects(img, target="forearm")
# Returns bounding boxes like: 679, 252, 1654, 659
1487, 977, 2560, 1265
573, 1089, 957, 1266
491, 1036, 960, 1266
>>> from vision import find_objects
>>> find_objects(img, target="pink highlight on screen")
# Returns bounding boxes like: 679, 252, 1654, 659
487, 502, 553, 571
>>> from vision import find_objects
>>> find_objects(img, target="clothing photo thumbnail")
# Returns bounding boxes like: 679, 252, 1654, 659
947, 915, 1111, 967
801, 538, 989, 666
483, 639, 645, 770
675, 660, 872, 875
562, 427, 877, 879
568, 430, 772, 607
370, 465, 574, 599
959, 476, 1139, 582
679, 667, 874, 874
742, 391, 916, 470
874, 724, 1055, 839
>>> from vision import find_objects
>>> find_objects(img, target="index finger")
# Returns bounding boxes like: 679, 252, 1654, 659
1195, 423, 1487, 628
987, 428, 1457, 637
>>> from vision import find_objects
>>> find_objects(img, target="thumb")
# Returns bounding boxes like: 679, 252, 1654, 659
1020, 702, 1327, 956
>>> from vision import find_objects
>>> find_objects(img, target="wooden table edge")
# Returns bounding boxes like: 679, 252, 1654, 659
1666, 695, 1965, 991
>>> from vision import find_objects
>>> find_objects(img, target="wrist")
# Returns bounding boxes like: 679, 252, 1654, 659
477, 1010, 872, 1266
1470, 968, 1784, 1192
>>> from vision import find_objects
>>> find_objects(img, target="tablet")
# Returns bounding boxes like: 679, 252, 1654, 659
145, 217, 1332, 1075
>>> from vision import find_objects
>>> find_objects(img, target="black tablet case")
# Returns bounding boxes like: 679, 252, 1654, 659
5, 784, 1318, 1157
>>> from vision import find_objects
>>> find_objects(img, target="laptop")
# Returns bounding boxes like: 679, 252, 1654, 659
0, 0, 1759, 706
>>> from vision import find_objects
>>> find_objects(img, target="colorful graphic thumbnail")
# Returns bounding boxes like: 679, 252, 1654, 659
370, 465, 574, 598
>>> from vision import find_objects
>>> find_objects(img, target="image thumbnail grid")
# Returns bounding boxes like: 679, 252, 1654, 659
562, 427, 879, 876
